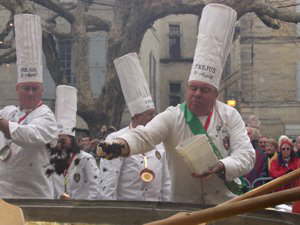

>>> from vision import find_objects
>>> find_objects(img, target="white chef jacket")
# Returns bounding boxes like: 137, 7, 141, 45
120, 101, 255, 205
52, 151, 100, 200
0, 104, 58, 199
99, 126, 172, 201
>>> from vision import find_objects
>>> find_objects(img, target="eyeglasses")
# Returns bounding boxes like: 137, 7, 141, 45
188, 85, 215, 94
281, 147, 291, 151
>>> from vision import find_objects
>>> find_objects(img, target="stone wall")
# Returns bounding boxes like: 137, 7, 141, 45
237, 13, 300, 138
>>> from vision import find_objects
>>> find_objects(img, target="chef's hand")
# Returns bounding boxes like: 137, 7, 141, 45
60, 193, 71, 200
96, 138, 130, 160
192, 161, 225, 179
90, 138, 101, 150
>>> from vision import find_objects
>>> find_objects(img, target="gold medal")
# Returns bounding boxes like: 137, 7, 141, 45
140, 155, 155, 182
60, 193, 71, 200
96, 144, 105, 157
140, 168, 155, 183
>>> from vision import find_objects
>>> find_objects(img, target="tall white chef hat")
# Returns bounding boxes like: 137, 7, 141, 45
188, 4, 237, 90
113, 52, 155, 117
14, 14, 43, 84
55, 85, 77, 136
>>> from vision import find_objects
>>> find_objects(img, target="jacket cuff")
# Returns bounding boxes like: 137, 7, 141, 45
8, 121, 19, 139
220, 157, 236, 181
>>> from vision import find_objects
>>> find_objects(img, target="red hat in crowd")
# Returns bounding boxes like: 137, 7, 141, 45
279, 139, 293, 151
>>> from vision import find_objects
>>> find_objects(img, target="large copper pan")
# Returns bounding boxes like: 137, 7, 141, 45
4, 199, 300, 225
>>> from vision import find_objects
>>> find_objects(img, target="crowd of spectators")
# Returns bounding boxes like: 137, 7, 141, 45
243, 115, 300, 213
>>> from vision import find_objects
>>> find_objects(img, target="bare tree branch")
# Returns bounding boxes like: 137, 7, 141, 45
0, 16, 14, 42
85, 14, 111, 31
0, 48, 16, 65
42, 32, 63, 84
0, 0, 34, 13
44, 26, 73, 39
255, 12, 280, 29
277, 3, 300, 9
31, 0, 75, 23
253, 1, 300, 24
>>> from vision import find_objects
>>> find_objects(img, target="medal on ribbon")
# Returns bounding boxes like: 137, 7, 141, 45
140, 155, 155, 183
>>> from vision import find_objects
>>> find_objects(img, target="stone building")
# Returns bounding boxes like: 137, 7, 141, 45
224, 10, 300, 138
122, 14, 199, 125
156, 15, 198, 112
150, 8, 300, 139
1, 2, 300, 138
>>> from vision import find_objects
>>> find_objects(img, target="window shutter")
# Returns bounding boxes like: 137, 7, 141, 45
88, 31, 107, 97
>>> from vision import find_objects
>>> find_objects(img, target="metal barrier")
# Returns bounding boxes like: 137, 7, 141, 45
251, 177, 273, 189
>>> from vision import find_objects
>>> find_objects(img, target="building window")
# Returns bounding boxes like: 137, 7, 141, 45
169, 24, 181, 59
149, 52, 157, 105
58, 38, 74, 84
169, 81, 182, 106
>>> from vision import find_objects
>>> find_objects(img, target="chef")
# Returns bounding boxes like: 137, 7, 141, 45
51, 85, 100, 200
0, 14, 58, 199
98, 4, 255, 205
99, 53, 171, 201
